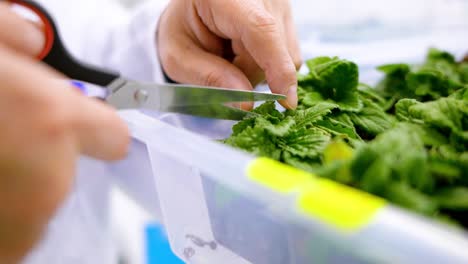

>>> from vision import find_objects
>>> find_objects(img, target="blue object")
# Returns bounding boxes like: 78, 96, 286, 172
70, 80, 87, 94
146, 223, 184, 264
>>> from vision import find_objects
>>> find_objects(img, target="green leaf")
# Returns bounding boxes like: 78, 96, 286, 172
396, 98, 468, 137
347, 98, 394, 138
450, 87, 468, 101
376, 63, 411, 97
406, 69, 454, 99
423, 48, 463, 89
300, 90, 328, 107
315, 116, 361, 140
396, 149, 432, 192
411, 125, 448, 147
255, 116, 296, 137
305, 56, 337, 72
377, 63, 411, 75
349, 145, 379, 182
427, 48, 457, 64
358, 84, 394, 111
282, 152, 321, 174
429, 161, 462, 184
408, 98, 467, 133
252, 101, 284, 121
351, 124, 433, 191
279, 127, 331, 159
429, 146, 468, 184
315, 159, 354, 184
377, 49, 466, 102
435, 187, 468, 210
356, 150, 392, 195
231, 117, 256, 136
395, 99, 421, 122
300, 57, 361, 111
384, 182, 438, 215
289, 102, 338, 128
459, 62, 468, 83
225, 126, 281, 160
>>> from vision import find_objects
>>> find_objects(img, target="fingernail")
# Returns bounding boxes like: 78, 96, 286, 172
287, 85, 298, 109
25, 23, 45, 56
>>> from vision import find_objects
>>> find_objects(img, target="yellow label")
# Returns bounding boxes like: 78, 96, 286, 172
247, 158, 386, 231
297, 179, 386, 231
247, 158, 314, 193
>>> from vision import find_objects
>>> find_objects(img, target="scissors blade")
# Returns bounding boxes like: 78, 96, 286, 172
152, 83, 286, 105
106, 80, 286, 111
164, 104, 258, 120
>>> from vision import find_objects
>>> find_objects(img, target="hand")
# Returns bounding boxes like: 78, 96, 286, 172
158, 0, 302, 109
0, 4, 129, 263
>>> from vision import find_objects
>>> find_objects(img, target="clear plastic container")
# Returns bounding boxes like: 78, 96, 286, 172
93, 110, 468, 264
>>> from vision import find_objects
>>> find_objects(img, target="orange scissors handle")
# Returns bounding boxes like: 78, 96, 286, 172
7, 0, 120, 86
9, 0, 54, 60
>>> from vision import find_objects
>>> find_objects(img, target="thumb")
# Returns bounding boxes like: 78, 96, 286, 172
161, 42, 255, 110
0, 3, 45, 57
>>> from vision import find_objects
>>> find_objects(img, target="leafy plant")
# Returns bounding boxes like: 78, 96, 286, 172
226, 49, 468, 228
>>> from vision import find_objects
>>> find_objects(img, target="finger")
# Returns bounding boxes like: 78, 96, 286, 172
240, 1, 298, 108
232, 41, 265, 87
70, 95, 130, 161
0, 3, 45, 57
283, 7, 302, 70
203, 0, 297, 108
0, 45, 129, 161
160, 36, 255, 110
31, 81, 130, 161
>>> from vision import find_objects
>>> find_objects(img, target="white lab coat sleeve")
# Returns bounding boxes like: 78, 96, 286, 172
38, 0, 169, 83
81, 0, 170, 83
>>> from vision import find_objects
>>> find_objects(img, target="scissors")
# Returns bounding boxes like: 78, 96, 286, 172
7, 0, 286, 120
